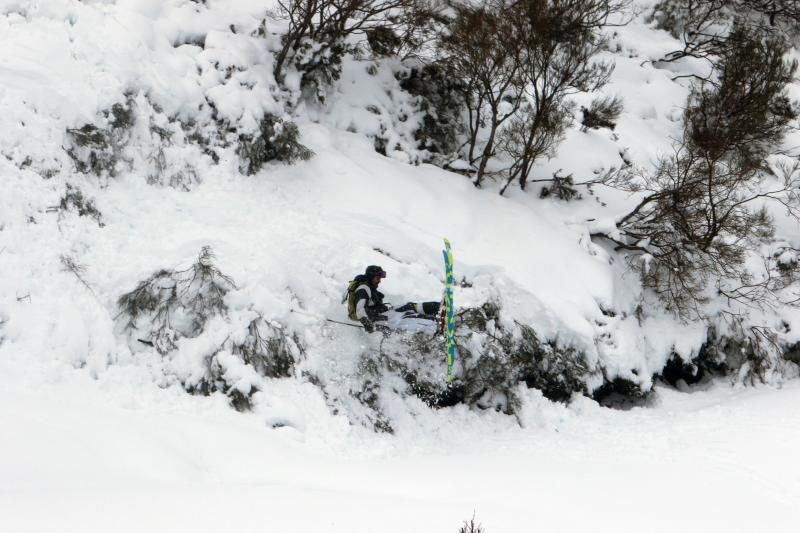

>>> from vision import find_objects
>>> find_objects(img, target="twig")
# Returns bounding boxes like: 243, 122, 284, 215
60, 255, 96, 296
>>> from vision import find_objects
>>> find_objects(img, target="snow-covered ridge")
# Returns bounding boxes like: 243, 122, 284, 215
0, 0, 799, 438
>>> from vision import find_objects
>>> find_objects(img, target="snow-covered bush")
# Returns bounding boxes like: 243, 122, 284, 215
117, 246, 236, 354
55, 184, 103, 226
273, 0, 413, 90
398, 63, 465, 161
233, 317, 300, 379
589, 26, 800, 382
594, 27, 799, 317
65, 94, 205, 190
186, 317, 301, 411
237, 114, 313, 175
336, 300, 609, 432
66, 101, 133, 178
117, 247, 301, 410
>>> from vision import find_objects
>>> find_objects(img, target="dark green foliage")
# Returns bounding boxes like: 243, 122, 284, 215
366, 26, 401, 57
233, 318, 300, 379
399, 63, 465, 157
237, 114, 313, 175
592, 377, 649, 407
515, 326, 591, 403
117, 248, 301, 411
117, 246, 236, 353
354, 300, 610, 423
66, 99, 134, 177
581, 95, 623, 131
701, 322, 798, 385
58, 184, 104, 226
539, 172, 581, 201
109, 102, 134, 129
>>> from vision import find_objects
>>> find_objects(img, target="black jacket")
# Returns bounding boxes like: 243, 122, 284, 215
352, 276, 388, 321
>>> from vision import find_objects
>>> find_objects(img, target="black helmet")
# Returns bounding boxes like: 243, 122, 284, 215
365, 265, 386, 279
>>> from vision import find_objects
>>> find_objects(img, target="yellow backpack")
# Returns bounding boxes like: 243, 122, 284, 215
344, 278, 366, 321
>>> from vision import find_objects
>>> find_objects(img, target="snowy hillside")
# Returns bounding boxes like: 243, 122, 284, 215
1, 0, 800, 530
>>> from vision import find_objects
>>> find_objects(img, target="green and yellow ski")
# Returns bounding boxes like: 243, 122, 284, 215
442, 239, 456, 382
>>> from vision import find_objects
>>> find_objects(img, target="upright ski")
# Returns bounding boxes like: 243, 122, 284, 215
442, 238, 456, 382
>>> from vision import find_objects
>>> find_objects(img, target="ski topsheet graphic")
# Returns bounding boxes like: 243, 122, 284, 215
442, 238, 455, 382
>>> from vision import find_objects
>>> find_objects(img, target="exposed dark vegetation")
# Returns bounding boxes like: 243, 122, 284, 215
347, 300, 603, 432
237, 114, 313, 175
581, 95, 624, 131
52, 184, 104, 226
458, 515, 486, 533
116, 247, 300, 410
66, 100, 133, 178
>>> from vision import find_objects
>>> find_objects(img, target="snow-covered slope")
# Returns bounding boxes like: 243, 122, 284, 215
1, 1, 800, 529
3, 364, 800, 532
0, 0, 735, 407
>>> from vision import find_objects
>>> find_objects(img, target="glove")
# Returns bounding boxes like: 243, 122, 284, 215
360, 317, 374, 333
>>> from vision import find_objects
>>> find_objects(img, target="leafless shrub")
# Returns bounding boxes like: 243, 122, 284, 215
60, 255, 95, 295
591, 25, 800, 358
652, 0, 800, 66
458, 514, 485, 533
273, 0, 416, 96
439, 1, 522, 186
497, 0, 626, 192
438, 0, 628, 189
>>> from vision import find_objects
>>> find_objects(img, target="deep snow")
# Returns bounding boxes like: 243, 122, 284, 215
1, 0, 800, 531
3, 365, 800, 532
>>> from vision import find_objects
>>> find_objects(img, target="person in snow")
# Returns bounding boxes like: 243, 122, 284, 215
345, 265, 441, 333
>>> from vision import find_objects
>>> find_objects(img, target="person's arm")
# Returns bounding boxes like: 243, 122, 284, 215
354, 287, 370, 320
354, 287, 374, 332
